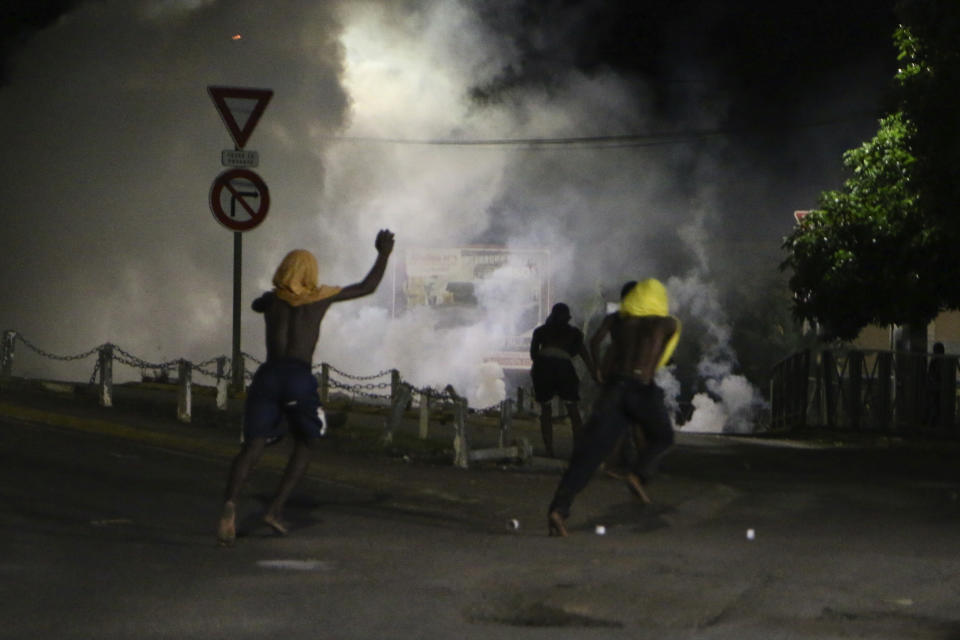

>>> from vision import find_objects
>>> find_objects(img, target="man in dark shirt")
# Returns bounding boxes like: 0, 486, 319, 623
529, 303, 595, 457
217, 229, 394, 546
548, 278, 680, 536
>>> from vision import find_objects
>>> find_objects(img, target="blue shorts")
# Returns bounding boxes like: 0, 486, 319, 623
243, 359, 326, 443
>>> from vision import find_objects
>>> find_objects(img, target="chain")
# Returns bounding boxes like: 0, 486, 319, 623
194, 362, 226, 379
16, 334, 100, 361
326, 363, 392, 381
328, 378, 391, 400
10, 332, 508, 409
194, 356, 230, 380
330, 377, 391, 392
111, 344, 181, 370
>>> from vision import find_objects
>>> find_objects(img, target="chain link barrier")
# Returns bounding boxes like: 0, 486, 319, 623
328, 377, 392, 401
323, 364, 393, 401
193, 358, 226, 380
6, 330, 511, 411
16, 333, 101, 362
325, 363, 392, 381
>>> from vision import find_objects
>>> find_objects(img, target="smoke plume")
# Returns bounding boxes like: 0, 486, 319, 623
1, 0, 896, 425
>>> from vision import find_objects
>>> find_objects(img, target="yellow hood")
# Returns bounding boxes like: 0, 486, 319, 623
620, 278, 681, 370
272, 249, 342, 307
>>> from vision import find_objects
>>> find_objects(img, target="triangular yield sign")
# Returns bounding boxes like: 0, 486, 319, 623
208, 86, 273, 149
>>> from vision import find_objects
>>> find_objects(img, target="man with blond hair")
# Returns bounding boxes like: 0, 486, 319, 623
548, 278, 680, 537
217, 229, 394, 546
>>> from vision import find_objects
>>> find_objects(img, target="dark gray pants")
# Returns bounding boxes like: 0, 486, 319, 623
549, 377, 674, 518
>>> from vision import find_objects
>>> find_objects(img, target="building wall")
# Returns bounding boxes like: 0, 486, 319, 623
930, 310, 960, 354
850, 310, 960, 354
851, 324, 892, 351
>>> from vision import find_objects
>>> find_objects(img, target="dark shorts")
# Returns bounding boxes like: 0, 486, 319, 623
243, 359, 325, 443
531, 356, 580, 403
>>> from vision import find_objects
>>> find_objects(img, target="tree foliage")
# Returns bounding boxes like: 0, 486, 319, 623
781, 2, 960, 342
895, 1, 960, 234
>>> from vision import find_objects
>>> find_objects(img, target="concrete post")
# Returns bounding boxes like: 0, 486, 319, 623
98, 344, 113, 408
390, 369, 400, 403
467, 438, 533, 465
215, 356, 228, 410
418, 389, 430, 439
498, 398, 513, 447
319, 363, 330, 403
1, 330, 15, 378
177, 359, 192, 423
452, 398, 470, 469
385, 382, 412, 445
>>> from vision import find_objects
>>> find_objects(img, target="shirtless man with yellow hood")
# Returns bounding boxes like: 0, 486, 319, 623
217, 229, 394, 546
548, 278, 680, 537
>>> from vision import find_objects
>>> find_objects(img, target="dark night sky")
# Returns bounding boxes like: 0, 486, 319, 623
0, 0, 901, 423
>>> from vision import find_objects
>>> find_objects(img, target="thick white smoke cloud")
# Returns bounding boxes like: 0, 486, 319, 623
664, 212, 769, 432
0, 0, 878, 423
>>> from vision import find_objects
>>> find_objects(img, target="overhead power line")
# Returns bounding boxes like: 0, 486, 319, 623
326, 110, 880, 149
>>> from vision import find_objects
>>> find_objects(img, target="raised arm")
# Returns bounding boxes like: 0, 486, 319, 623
331, 229, 395, 301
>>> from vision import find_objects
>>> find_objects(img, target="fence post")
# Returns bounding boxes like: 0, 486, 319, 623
847, 351, 864, 431
390, 369, 400, 403
876, 351, 892, 431
177, 359, 192, 423
319, 363, 330, 404
452, 397, 470, 469
798, 349, 811, 428
516, 386, 525, 414
498, 398, 513, 447
1, 330, 15, 378
384, 382, 412, 445
821, 350, 837, 429
937, 356, 957, 431
98, 344, 113, 407
215, 356, 228, 410
418, 389, 430, 439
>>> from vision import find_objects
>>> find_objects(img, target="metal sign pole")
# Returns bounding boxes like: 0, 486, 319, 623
208, 86, 274, 395
231, 230, 243, 394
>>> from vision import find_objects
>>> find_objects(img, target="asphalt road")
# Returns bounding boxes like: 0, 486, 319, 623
2, 396, 960, 639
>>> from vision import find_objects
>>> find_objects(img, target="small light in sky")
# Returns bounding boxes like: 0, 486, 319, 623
231, 33, 242, 41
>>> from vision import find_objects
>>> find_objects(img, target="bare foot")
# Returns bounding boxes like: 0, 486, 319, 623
601, 463, 626, 480
548, 510, 568, 537
217, 501, 236, 547
625, 473, 652, 505
263, 512, 289, 535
